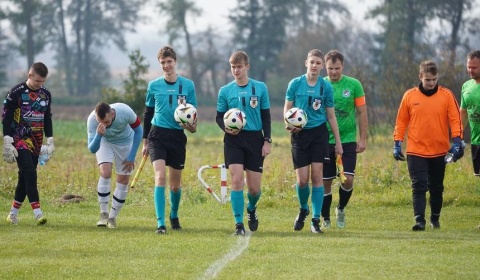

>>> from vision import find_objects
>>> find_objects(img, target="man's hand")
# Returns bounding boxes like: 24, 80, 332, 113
46, 137, 55, 157
393, 140, 405, 161
96, 123, 106, 136
285, 125, 301, 134
122, 160, 135, 173
3, 136, 18, 164
225, 127, 240, 135
448, 137, 465, 162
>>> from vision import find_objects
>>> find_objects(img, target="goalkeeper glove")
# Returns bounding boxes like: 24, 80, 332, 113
393, 140, 405, 161
3, 136, 18, 164
447, 137, 465, 162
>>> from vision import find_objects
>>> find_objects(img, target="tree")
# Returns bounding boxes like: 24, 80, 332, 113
0, 11, 9, 88
62, 0, 147, 95
229, 0, 291, 81
156, 0, 202, 92
3, 0, 54, 70
102, 49, 149, 118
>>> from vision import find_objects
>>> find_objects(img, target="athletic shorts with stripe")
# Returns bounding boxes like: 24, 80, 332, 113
323, 142, 357, 180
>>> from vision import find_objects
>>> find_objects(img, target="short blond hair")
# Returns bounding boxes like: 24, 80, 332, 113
229, 51, 249, 65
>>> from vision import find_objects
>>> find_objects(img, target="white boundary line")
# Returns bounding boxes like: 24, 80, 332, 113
198, 232, 251, 280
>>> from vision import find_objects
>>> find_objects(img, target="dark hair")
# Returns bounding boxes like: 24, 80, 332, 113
307, 49, 325, 62
95, 102, 111, 120
325, 50, 344, 65
229, 51, 249, 65
419, 60, 438, 76
31, 62, 48, 77
157, 46, 177, 61
467, 50, 480, 60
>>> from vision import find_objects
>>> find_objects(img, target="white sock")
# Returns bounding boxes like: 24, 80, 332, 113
97, 177, 111, 213
110, 183, 128, 218
33, 208, 43, 217
10, 201, 22, 215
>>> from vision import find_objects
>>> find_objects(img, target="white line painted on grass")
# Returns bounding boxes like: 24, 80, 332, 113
198, 232, 251, 280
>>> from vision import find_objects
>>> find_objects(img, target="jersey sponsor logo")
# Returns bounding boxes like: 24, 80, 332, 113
250, 96, 258, 108
342, 90, 351, 98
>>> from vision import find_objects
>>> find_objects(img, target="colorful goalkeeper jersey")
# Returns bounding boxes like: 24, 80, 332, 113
460, 79, 480, 144
217, 78, 270, 131
285, 74, 334, 129
324, 75, 366, 144
145, 76, 197, 130
2, 81, 53, 154
394, 85, 462, 157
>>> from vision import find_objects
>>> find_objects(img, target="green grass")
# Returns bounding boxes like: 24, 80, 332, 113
1, 120, 479, 279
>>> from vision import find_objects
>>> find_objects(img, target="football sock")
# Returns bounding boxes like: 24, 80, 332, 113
110, 183, 128, 218
154, 186, 166, 227
247, 191, 261, 211
97, 177, 111, 213
10, 200, 22, 215
30, 201, 42, 217
322, 192, 332, 220
311, 186, 324, 219
170, 188, 182, 219
296, 184, 310, 210
338, 185, 353, 209
231, 190, 244, 224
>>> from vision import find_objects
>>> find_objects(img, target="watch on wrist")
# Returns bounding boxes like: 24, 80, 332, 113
264, 137, 272, 143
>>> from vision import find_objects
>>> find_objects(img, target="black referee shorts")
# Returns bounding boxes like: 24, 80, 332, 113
148, 126, 187, 170
291, 123, 329, 169
224, 130, 264, 173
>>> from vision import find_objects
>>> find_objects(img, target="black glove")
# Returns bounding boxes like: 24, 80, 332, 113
393, 140, 405, 161
448, 137, 465, 162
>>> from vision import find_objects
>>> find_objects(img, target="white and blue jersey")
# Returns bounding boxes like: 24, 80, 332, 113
87, 103, 137, 145
217, 78, 270, 131
285, 74, 334, 129
146, 76, 197, 129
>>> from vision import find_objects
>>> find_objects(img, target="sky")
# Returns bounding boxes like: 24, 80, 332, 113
28, 0, 378, 80
103, 0, 378, 78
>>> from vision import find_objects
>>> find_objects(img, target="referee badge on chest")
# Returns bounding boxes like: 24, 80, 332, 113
177, 95, 186, 105
312, 98, 322, 111
250, 96, 258, 108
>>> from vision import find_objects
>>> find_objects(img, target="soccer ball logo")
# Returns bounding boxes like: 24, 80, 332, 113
223, 108, 246, 130
284, 107, 307, 129
174, 103, 197, 125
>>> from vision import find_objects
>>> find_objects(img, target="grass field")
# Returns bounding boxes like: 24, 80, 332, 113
1, 120, 479, 279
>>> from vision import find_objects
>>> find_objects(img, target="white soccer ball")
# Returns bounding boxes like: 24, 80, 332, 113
223, 108, 246, 131
174, 103, 197, 125
284, 107, 307, 129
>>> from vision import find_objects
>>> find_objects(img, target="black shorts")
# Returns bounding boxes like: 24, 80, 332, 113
471, 144, 480, 176
148, 126, 187, 170
224, 130, 264, 173
291, 123, 329, 169
323, 142, 357, 180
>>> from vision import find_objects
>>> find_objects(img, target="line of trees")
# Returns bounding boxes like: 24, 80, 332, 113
1, 0, 479, 125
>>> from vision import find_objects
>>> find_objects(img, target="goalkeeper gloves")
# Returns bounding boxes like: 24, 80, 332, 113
3, 136, 18, 164
393, 140, 405, 161
447, 137, 465, 163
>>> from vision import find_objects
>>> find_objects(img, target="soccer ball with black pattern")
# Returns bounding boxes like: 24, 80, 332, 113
284, 107, 307, 129
174, 103, 197, 125
223, 108, 246, 131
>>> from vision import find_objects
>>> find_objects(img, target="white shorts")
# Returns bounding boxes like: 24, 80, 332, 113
96, 141, 133, 176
